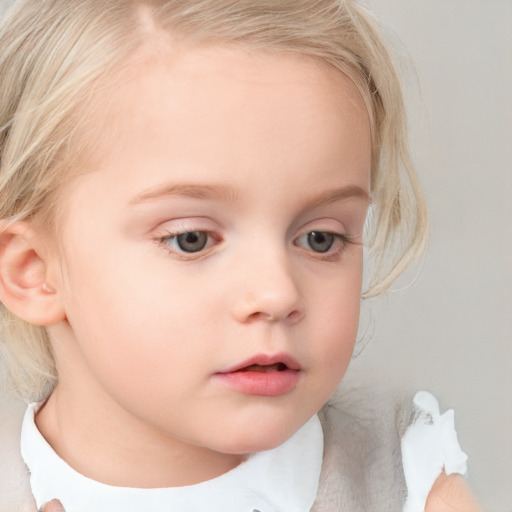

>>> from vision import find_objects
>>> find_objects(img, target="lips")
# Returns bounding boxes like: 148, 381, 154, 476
218, 353, 301, 374
213, 353, 302, 396
239, 363, 287, 373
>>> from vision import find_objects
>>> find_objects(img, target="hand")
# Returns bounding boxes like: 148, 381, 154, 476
39, 499, 65, 512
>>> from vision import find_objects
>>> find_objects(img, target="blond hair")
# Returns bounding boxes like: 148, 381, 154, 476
0, 0, 428, 400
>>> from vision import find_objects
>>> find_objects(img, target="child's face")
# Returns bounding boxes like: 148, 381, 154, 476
48, 47, 371, 458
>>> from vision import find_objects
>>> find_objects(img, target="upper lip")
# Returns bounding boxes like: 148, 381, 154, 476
216, 352, 302, 373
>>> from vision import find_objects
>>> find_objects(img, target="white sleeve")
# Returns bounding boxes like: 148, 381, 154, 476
401, 391, 468, 512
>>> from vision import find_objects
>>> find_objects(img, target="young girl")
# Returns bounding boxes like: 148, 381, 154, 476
0, 1, 479, 511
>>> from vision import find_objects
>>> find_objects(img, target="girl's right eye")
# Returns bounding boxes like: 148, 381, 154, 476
160, 230, 212, 254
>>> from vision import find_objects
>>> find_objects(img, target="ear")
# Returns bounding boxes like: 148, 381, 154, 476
0, 220, 66, 326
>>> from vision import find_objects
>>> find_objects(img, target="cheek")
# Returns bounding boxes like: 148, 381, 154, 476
306, 264, 362, 383
317, 297, 359, 367
60, 250, 216, 379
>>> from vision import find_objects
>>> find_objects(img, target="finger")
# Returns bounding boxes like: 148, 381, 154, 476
38, 499, 65, 512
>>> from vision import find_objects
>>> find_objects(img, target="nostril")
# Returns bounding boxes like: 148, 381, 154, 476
246, 311, 272, 323
287, 309, 304, 323
244, 308, 304, 324
232, 281, 306, 324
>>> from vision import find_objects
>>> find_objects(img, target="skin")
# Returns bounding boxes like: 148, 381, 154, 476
425, 473, 482, 511
0, 44, 480, 510
33, 47, 372, 488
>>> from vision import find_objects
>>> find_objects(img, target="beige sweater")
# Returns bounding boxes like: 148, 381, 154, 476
0, 388, 411, 512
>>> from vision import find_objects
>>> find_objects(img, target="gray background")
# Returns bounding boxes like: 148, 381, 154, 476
1, 0, 511, 510
351, 1, 511, 510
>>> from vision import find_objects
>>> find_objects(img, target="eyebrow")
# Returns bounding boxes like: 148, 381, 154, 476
129, 181, 369, 207
129, 182, 239, 205
303, 185, 370, 210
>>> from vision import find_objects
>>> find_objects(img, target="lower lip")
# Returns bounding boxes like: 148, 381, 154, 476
213, 369, 301, 397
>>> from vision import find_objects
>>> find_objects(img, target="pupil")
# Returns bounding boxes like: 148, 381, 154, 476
308, 231, 334, 253
177, 231, 208, 252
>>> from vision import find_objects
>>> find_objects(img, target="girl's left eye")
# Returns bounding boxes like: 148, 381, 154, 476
160, 230, 212, 254
295, 231, 345, 254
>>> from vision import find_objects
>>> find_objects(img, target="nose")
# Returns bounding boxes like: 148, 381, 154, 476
231, 250, 306, 325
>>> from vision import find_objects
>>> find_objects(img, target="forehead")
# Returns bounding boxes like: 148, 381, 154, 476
64, 46, 371, 206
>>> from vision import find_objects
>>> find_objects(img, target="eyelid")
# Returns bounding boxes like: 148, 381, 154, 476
294, 230, 348, 249
292, 216, 355, 260
153, 218, 223, 258
156, 229, 221, 259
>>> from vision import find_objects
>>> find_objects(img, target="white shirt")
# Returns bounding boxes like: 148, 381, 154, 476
401, 391, 468, 512
21, 391, 468, 512
21, 404, 324, 512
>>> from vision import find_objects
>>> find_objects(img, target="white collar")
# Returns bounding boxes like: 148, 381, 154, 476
21, 403, 323, 512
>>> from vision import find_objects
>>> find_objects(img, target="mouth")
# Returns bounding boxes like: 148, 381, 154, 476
218, 353, 301, 374
237, 362, 289, 373
214, 353, 302, 397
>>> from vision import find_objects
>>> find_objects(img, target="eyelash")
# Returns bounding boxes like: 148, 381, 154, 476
156, 230, 219, 259
155, 229, 353, 260
294, 231, 352, 260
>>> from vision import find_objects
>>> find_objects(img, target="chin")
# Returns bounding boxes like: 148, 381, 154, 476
209, 413, 308, 455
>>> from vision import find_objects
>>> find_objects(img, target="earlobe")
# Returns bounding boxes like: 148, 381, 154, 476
0, 220, 65, 326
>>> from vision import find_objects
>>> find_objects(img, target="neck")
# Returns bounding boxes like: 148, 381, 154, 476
36, 383, 244, 489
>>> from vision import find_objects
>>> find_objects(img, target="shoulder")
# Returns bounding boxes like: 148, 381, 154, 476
401, 391, 472, 512
315, 386, 410, 511
315, 387, 478, 512
426, 473, 481, 512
